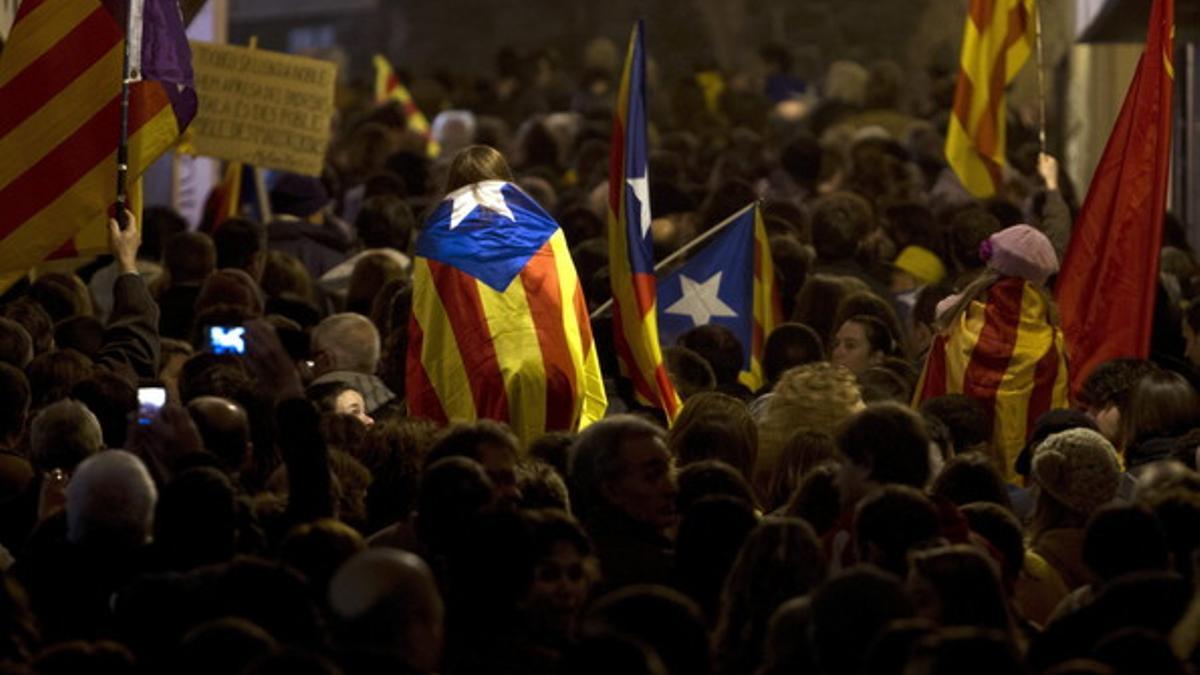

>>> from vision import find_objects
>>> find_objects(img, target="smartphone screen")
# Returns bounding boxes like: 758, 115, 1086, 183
208, 326, 246, 355
137, 387, 167, 426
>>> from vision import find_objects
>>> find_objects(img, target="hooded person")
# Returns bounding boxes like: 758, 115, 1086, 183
914, 224, 1069, 481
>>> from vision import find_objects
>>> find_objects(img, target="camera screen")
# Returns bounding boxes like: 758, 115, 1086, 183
209, 326, 246, 355
137, 387, 166, 426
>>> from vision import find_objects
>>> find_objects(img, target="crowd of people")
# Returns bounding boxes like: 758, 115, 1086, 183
0, 35, 1198, 675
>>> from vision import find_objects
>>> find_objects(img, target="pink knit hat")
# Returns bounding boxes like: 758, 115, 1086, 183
981, 224, 1058, 286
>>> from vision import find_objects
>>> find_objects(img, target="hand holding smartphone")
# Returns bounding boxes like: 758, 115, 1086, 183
137, 386, 167, 426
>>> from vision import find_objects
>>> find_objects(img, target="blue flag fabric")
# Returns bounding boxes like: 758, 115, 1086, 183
415, 181, 560, 292
657, 207, 757, 370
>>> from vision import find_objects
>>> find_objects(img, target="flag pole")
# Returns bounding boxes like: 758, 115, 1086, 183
589, 200, 759, 320
115, 0, 137, 230
1034, 0, 1047, 153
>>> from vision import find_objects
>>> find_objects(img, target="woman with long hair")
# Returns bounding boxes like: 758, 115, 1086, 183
915, 224, 1069, 480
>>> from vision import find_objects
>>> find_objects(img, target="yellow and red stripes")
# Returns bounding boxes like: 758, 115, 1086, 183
373, 55, 439, 158
740, 206, 783, 390
945, 0, 1034, 197
916, 278, 1068, 480
407, 230, 606, 446
0, 0, 182, 276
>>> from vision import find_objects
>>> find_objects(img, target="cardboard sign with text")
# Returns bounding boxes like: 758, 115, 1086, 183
188, 42, 337, 177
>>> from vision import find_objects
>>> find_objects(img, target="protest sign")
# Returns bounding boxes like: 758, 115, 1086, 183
188, 42, 337, 176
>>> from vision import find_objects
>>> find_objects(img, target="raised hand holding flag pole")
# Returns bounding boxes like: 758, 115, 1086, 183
0, 0, 197, 282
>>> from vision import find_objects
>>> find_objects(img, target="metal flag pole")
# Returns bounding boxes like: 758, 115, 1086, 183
115, 0, 138, 230
1034, 0, 1048, 153
588, 200, 759, 320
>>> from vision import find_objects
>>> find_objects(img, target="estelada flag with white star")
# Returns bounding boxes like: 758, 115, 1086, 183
657, 203, 782, 391
607, 19, 681, 422
406, 179, 607, 446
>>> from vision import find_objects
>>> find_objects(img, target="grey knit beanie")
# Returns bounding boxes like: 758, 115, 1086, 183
1032, 428, 1120, 515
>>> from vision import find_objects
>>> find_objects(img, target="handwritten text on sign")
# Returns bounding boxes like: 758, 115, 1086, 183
188, 42, 337, 177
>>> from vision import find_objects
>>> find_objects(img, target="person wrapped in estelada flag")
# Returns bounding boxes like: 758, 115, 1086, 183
406, 145, 607, 446
915, 224, 1070, 481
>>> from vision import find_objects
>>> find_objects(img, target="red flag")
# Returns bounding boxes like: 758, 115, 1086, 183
1055, 0, 1174, 396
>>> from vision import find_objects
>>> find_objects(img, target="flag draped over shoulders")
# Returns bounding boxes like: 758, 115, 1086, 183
945, 0, 1034, 197
607, 20, 681, 422
657, 204, 782, 391
1055, 0, 1174, 396
406, 180, 606, 446
0, 0, 196, 276
916, 277, 1069, 480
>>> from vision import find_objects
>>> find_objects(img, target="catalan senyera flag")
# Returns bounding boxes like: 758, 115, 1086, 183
915, 277, 1069, 480
207, 160, 264, 230
406, 180, 607, 446
608, 20, 681, 423
0, 0, 196, 277
209, 161, 245, 229
657, 204, 782, 391
945, 0, 1035, 197
373, 54, 439, 158
1056, 0, 1174, 397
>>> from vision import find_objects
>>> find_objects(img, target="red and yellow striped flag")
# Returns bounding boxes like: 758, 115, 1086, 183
945, 0, 1035, 197
373, 54, 439, 158
916, 277, 1069, 480
209, 161, 245, 229
0, 0, 196, 279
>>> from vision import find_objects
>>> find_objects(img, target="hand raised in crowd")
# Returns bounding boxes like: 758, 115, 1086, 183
37, 468, 69, 523
243, 318, 305, 402
1037, 152, 1059, 192
108, 209, 141, 275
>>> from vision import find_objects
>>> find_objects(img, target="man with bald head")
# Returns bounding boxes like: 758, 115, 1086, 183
0, 318, 34, 369
187, 396, 252, 480
30, 399, 104, 475
14, 450, 157, 642
329, 547, 444, 675
66, 450, 158, 548
310, 313, 397, 414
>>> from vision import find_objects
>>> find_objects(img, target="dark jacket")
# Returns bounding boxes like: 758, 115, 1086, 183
583, 506, 674, 593
268, 218, 352, 279
1125, 428, 1200, 473
157, 283, 202, 341
98, 272, 161, 380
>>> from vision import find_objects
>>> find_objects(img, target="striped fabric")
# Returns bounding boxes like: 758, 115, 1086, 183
945, 0, 1034, 197
0, 0, 196, 277
209, 160, 244, 229
373, 54, 439, 158
1056, 0, 1174, 396
916, 277, 1069, 480
747, 206, 783, 390
607, 20, 681, 422
406, 181, 606, 446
